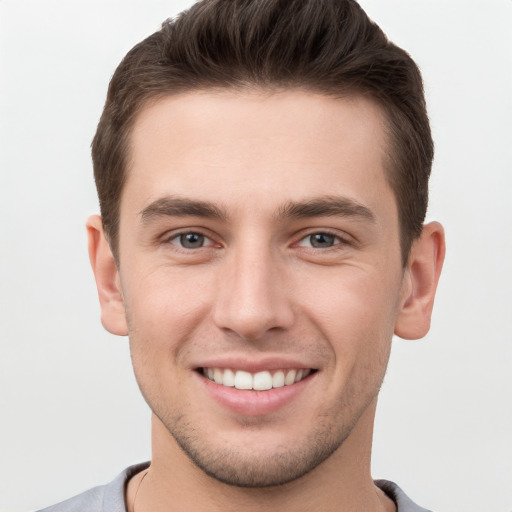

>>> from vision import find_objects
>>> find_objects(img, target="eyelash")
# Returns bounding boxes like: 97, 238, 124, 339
295, 231, 348, 250
164, 230, 350, 251
166, 231, 217, 250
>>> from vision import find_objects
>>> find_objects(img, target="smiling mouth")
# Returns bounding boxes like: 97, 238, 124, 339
200, 368, 315, 391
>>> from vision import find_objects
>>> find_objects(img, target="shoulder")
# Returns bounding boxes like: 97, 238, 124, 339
36, 484, 107, 512
375, 480, 434, 512
35, 462, 150, 512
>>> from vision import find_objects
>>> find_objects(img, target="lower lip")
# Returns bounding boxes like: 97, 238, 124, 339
197, 372, 315, 416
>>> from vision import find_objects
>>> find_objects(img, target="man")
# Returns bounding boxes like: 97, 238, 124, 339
39, 0, 445, 510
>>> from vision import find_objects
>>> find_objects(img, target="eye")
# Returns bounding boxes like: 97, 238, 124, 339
297, 232, 341, 249
169, 232, 213, 249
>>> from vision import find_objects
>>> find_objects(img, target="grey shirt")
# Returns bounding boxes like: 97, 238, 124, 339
36, 463, 432, 512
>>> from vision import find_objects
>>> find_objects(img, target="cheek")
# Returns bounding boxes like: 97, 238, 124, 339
124, 269, 215, 413
295, 265, 401, 367
299, 264, 400, 328
123, 266, 214, 359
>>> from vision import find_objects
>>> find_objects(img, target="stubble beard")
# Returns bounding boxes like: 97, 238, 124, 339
150, 381, 383, 488
128, 317, 392, 488
164, 414, 347, 487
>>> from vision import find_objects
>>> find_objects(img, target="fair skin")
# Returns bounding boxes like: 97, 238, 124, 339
88, 90, 444, 512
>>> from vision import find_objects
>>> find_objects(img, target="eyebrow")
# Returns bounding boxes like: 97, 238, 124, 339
139, 194, 375, 224
276, 196, 376, 222
139, 196, 227, 223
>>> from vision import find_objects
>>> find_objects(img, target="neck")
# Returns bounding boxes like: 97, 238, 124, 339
127, 402, 395, 512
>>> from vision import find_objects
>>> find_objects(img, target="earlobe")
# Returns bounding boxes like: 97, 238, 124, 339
394, 222, 445, 340
86, 215, 128, 336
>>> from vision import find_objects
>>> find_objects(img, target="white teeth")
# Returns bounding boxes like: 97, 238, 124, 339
253, 371, 273, 391
203, 367, 312, 390
284, 369, 296, 385
272, 370, 285, 388
222, 368, 235, 387
234, 370, 253, 390
213, 368, 223, 384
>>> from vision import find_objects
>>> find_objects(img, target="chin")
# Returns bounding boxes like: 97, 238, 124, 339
159, 409, 359, 488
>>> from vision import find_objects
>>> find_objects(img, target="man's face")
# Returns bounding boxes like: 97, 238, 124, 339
115, 90, 410, 486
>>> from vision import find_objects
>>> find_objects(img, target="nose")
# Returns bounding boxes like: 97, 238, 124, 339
212, 244, 295, 340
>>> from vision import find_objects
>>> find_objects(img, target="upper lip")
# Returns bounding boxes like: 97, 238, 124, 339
193, 356, 316, 373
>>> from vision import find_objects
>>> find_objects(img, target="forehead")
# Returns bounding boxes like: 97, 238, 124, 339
124, 89, 394, 219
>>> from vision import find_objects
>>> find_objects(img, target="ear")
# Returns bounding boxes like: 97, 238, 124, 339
86, 215, 128, 336
394, 221, 445, 340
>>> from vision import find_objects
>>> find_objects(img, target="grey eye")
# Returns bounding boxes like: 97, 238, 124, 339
309, 233, 336, 248
179, 233, 205, 248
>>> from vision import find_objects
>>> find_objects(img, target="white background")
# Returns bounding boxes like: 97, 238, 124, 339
1, 1, 511, 511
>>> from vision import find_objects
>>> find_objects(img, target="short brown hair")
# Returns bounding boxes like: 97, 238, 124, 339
92, 0, 433, 265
